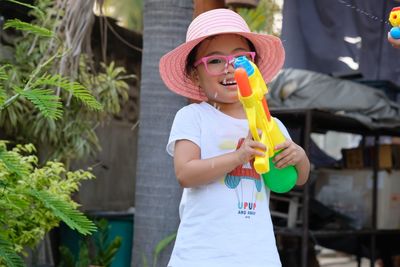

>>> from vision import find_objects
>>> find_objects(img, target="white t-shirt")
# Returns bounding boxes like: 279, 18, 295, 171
166, 102, 290, 267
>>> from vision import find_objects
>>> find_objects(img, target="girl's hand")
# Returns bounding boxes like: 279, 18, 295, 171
236, 132, 266, 165
388, 32, 400, 48
272, 139, 306, 169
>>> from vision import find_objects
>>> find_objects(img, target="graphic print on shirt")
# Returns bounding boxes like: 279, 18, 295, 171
225, 138, 262, 219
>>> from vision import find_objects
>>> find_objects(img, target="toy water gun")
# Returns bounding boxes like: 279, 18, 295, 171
389, 7, 400, 39
233, 56, 297, 193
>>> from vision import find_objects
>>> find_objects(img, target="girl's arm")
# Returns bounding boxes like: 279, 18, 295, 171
272, 140, 310, 186
174, 135, 266, 188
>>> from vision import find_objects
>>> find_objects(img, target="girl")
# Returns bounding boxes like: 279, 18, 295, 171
159, 8, 310, 267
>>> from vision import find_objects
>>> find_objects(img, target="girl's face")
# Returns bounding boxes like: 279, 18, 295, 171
192, 34, 252, 106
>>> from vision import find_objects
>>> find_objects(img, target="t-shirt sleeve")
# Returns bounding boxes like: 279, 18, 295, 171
166, 105, 201, 156
273, 117, 291, 140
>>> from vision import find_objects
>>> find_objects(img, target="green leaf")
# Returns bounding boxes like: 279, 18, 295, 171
0, 147, 30, 178
0, 66, 9, 106
97, 237, 122, 267
18, 88, 63, 119
29, 190, 97, 235
4, 19, 53, 38
141, 253, 148, 267
33, 74, 103, 111
153, 232, 177, 267
0, 236, 25, 267
77, 241, 90, 267
58, 246, 76, 267
0, 66, 8, 81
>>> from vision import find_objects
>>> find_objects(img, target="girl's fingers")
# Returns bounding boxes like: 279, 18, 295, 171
275, 155, 293, 168
273, 146, 291, 162
246, 139, 266, 151
274, 140, 290, 150
246, 131, 253, 140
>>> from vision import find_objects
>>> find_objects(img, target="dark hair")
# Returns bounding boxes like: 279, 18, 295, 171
184, 37, 257, 78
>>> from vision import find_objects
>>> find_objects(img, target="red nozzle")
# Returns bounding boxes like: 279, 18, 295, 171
234, 68, 253, 97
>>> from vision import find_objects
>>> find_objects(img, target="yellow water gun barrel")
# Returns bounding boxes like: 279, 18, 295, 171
234, 56, 297, 193
234, 68, 270, 173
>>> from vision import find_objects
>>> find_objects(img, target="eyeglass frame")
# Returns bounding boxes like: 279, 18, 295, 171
193, 51, 256, 76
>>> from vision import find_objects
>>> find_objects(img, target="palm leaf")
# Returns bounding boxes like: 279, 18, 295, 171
238, 6, 267, 32
0, 236, 25, 267
29, 190, 97, 235
4, 19, 53, 38
0, 147, 30, 178
152, 232, 177, 267
18, 88, 63, 119
33, 74, 103, 111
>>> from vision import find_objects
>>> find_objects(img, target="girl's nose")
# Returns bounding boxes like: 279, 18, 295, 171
225, 61, 235, 73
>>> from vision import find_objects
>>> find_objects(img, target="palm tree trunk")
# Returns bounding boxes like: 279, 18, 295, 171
132, 1, 193, 266
193, 0, 225, 17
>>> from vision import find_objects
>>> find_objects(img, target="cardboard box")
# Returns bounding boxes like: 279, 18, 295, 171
342, 145, 394, 169
341, 147, 364, 169
314, 169, 400, 229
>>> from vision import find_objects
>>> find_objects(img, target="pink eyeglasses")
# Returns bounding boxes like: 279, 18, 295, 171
193, 51, 256, 76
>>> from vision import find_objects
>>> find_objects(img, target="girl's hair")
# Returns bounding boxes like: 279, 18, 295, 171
185, 37, 257, 78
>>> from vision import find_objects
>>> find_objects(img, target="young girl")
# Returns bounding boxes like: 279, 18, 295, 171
159, 8, 310, 267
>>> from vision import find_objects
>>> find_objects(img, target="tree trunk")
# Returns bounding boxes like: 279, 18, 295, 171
132, 1, 192, 266
193, 0, 225, 17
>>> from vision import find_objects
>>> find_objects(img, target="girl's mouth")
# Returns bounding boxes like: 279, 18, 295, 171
220, 80, 237, 90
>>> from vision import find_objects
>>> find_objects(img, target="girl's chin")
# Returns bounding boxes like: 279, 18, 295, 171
224, 85, 238, 91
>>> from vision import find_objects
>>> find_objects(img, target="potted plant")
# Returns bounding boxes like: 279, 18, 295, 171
0, 0, 130, 265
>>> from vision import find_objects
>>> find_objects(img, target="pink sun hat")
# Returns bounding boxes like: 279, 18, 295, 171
159, 8, 285, 101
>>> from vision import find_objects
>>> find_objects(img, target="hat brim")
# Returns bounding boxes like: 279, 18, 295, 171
159, 32, 285, 101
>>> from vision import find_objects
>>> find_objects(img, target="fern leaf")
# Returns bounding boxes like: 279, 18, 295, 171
0, 86, 6, 107
0, 147, 30, 178
4, 19, 53, 38
0, 66, 8, 81
0, 66, 7, 106
0, 236, 25, 267
29, 190, 97, 235
33, 74, 103, 111
19, 89, 63, 119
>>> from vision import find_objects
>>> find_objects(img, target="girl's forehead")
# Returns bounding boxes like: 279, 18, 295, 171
197, 34, 250, 55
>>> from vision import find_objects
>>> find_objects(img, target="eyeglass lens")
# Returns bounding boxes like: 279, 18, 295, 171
206, 53, 254, 75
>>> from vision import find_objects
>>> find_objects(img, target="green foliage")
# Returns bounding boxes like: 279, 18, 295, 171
4, 19, 54, 38
0, 141, 96, 266
0, 236, 25, 267
0, 0, 133, 162
100, 0, 143, 32
237, 0, 281, 35
58, 219, 122, 267
142, 232, 177, 267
